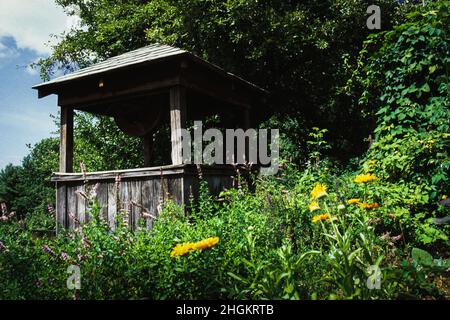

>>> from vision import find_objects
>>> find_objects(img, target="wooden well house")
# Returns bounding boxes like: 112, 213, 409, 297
33, 44, 268, 231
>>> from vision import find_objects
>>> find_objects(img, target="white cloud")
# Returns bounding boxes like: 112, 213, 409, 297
0, 0, 80, 55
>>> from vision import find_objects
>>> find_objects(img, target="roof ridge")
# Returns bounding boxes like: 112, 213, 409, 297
32, 44, 267, 94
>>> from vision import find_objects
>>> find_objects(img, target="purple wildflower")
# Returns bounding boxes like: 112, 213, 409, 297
82, 236, 90, 249
61, 252, 70, 261
47, 204, 55, 216
68, 212, 80, 227
42, 245, 56, 256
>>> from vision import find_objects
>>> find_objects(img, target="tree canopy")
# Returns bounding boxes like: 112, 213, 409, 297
37, 0, 414, 161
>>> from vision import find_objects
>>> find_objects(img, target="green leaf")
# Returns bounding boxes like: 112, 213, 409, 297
421, 83, 430, 92
411, 248, 433, 266
429, 65, 437, 74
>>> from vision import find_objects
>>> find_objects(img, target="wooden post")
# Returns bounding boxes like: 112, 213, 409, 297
59, 106, 74, 173
143, 132, 154, 167
170, 86, 187, 165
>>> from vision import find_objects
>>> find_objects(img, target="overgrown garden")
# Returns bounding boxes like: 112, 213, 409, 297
0, 0, 448, 299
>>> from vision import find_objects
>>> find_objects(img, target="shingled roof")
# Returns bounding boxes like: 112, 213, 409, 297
33, 43, 267, 97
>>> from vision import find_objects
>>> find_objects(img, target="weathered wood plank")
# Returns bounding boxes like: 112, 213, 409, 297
67, 185, 78, 229
167, 177, 183, 206
54, 165, 239, 232
51, 167, 185, 182
51, 164, 245, 182
119, 180, 132, 228
107, 182, 118, 230
142, 179, 163, 229
76, 184, 86, 224
130, 180, 142, 229
141, 179, 153, 229
56, 183, 67, 232
95, 182, 108, 223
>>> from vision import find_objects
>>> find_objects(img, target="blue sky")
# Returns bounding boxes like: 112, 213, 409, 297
0, 0, 78, 169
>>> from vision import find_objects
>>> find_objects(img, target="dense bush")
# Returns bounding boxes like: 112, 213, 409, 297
349, 1, 450, 248
1, 160, 448, 300
352, 1, 449, 197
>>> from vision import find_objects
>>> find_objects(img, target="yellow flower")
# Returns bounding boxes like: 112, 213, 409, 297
312, 213, 331, 223
359, 202, 380, 210
170, 242, 195, 258
347, 198, 361, 205
308, 201, 321, 212
354, 173, 378, 183
171, 237, 219, 257
310, 184, 328, 199
192, 237, 220, 250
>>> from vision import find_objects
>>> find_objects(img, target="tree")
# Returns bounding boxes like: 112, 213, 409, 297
0, 164, 23, 215
37, 0, 415, 163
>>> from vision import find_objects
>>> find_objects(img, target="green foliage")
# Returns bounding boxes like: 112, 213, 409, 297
348, 1, 450, 247
0, 165, 23, 214
73, 113, 144, 171
352, 1, 450, 198
0, 138, 59, 219
1, 0, 448, 301
412, 247, 450, 271
37, 0, 414, 162
2, 160, 447, 300
228, 241, 320, 300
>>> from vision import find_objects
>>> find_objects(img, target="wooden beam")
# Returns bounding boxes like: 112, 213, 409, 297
50, 164, 246, 182
58, 77, 179, 108
59, 106, 74, 173
170, 86, 187, 165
